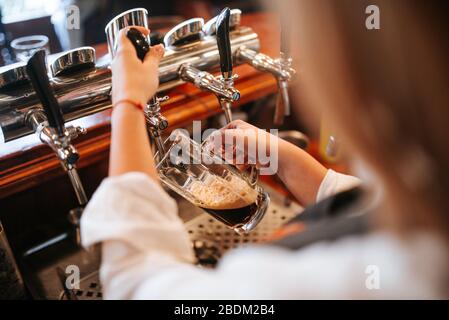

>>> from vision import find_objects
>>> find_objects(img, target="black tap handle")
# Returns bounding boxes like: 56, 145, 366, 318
126, 27, 150, 62
26, 50, 65, 136
216, 7, 232, 77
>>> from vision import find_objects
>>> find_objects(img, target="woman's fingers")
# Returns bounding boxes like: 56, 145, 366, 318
144, 44, 165, 65
116, 27, 152, 57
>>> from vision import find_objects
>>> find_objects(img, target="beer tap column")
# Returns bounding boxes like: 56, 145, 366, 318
25, 50, 87, 206
235, 45, 296, 125
173, 12, 240, 123
125, 27, 169, 160
216, 7, 239, 124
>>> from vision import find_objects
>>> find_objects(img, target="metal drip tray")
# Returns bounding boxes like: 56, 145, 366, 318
59, 182, 301, 299
187, 183, 302, 266
60, 271, 102, 300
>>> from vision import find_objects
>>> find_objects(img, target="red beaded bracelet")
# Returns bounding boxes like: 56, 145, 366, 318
113, 99, 145, 112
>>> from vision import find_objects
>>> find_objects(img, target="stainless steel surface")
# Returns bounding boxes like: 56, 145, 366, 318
236, 47, 294, 80
179, 65, 240, 101
25, 109, 88, 209
219, 99, 233, 123
163, 18, 204, 49
49, 47, 96, 77
105, 8, 170, 164
187, 183, 301, 265
145, 95, 169, 160
0, 62, 28, 89
203, 8, 241, 36
105, 8, 150, 58
179, 9, 240, 127
26, 110, 86, 169
236, 47, 296, 125
68, 207, 84, 247
0, 26, 259, 142
274, 79, 290, 124
67, 169, 88, 205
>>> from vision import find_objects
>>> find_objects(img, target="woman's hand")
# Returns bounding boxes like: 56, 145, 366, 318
108, 27, 164, 179
111, 27, 164, 107
205, 120, 327, 205
204, 119, 276, 172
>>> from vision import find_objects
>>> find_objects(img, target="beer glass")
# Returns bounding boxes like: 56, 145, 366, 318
11, 35, 50, 62
156, 130, 270, 234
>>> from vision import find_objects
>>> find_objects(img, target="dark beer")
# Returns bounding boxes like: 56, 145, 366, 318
200, 202, 258, 228
190, 175, 259, 228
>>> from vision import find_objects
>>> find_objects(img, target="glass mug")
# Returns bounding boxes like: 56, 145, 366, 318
11, 35, 50, 63
156, 130, 270, 234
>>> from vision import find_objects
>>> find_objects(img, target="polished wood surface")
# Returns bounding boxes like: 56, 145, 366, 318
0, 13, 280, 199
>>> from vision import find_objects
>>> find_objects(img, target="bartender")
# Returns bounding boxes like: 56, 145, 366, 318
81, 0, 449, 299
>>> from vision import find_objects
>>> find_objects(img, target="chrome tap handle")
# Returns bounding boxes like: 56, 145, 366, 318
236, 47, 296, 125
216, 7, 233, 79
26, 50, 65, 136
179, 65, 240, 101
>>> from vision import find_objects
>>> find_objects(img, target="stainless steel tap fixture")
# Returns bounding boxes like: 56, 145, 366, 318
215, 7, 239, 123
0, 8, 268, 142
202, 9, 241, 37
169, 11, 240, 124
105, 8, 150, 58
145, 95, 169, 159
25, 50, 88, 207
50, 46, 96, 76
204, 8, 296, 125
236, 48, 295, 125
105, 8, 171, 159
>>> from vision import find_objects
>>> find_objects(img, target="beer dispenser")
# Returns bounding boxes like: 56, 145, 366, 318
25, 50, 88, 244
166, 9, 240, 124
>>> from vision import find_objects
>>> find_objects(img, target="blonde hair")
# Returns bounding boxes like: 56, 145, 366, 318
278, 0, 449, 239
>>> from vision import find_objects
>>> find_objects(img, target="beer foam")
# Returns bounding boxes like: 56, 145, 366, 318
189, 175, 258, 210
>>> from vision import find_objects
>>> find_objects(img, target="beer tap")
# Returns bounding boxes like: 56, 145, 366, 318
25, 50, 87, 242
168, 14, 240, 123
125, 28, 169, 159
215, 7, 238, 124
235, 25, 295, 125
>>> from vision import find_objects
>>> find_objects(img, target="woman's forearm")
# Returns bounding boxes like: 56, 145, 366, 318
276, 139, 327, 205
109, 103, 159, 181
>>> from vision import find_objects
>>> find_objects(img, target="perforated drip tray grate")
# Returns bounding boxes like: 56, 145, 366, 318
186, 184, 302, 267
60, 271, 102, 300
60, 183, 302, 299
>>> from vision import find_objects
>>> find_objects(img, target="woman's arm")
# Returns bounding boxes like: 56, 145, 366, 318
277, 138, 328, 205
108, 27, 164, 180
206, 120, 327, 205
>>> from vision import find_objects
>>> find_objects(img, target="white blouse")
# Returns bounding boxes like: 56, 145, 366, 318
80, 170, 448, 299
